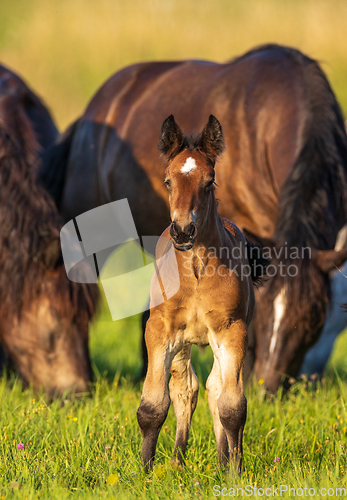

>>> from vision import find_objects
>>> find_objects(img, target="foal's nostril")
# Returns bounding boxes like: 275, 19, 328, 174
188, 223, 197, 239
170, 221, 196, 246
170, 221, 179, 238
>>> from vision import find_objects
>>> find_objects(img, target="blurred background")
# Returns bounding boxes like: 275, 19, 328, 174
2, 0, 347, 130
1, 0, 347, 380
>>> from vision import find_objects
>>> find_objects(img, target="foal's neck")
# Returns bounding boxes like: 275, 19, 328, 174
194, 193, 225, 253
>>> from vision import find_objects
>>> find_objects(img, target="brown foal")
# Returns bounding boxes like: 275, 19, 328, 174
137, 115, 268, 471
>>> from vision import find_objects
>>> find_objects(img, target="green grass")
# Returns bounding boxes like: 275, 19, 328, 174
1, 332, 347, 499
1, 287, 347, 498
1, 280, 347, 499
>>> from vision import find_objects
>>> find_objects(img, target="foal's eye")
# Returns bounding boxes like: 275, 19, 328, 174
205, 179, 215, 191
163, 179, 171, 190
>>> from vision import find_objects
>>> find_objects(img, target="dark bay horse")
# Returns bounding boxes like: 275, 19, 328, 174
137, 115, 268, 471
0, 63, 59, 372
0, 75, 98, 395
43, 44, 347, 392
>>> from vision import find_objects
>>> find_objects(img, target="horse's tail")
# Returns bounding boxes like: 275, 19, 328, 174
38, 119, 79, 209
275, 53, 347, 250
271, 51, 347, 329
246, 239, 271, 286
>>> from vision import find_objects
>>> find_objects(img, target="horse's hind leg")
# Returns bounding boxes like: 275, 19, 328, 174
140, 309, 150, 378
206, 357, 228, 466
169, 345, 199, 463
137, 321, 174, 471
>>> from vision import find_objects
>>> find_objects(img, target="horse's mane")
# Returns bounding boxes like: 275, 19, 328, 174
228, 43, 314, 66
0, 64, 58, 151
252, 46, 347, 330
0, 92, 98, 327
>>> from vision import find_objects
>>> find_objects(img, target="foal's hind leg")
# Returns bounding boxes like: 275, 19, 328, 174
169, 345, 199, 463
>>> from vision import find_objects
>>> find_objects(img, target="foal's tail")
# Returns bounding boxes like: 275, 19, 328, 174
246, 239, 271, 286
38, 119, 79, 209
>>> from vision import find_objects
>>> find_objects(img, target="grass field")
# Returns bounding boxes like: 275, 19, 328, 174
1, 0, 347, 498
1, 286, 347, 499
1, 305, 347, 499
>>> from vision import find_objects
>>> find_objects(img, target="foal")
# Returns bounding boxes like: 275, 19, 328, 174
137, 115, 268, 471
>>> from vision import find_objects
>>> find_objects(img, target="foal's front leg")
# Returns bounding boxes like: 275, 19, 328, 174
206, 357, 228, 466
209, 322, 247, 472
137, 320, 175, 471
169, 345, 199, 463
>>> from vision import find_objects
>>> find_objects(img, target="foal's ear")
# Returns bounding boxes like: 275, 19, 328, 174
158, 115, 184, 160
199, 115, 225, 164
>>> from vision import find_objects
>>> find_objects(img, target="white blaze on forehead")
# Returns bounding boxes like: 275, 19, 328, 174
180, 157, 196, 174
269, 288, 286, 354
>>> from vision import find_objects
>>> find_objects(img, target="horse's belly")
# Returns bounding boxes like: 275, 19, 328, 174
182, 321, 210, 346
172, 296, 239, 347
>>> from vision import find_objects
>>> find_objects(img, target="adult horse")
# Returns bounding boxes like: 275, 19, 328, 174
42, 44, 347, 393
0, 63, 59, 372
0, 71, 98, 395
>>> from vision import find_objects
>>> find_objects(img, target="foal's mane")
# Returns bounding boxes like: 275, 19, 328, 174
0, 91, 98, 325
239, 45, 347, 329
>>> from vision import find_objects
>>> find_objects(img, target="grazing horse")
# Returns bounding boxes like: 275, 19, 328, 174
0, 84, 98, 395
42, 44, 347, 392
0, 64, 59, 370
137, 115, 269, 471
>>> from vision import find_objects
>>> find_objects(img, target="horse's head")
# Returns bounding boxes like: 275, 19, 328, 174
159, 114, 224, 251
249, 232, 347, 393
0, 236, 98, 397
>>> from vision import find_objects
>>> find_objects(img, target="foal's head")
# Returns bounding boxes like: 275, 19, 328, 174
159, 115, 225, 251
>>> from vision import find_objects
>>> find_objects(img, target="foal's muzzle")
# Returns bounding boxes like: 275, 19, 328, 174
170, 221, 197, 251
